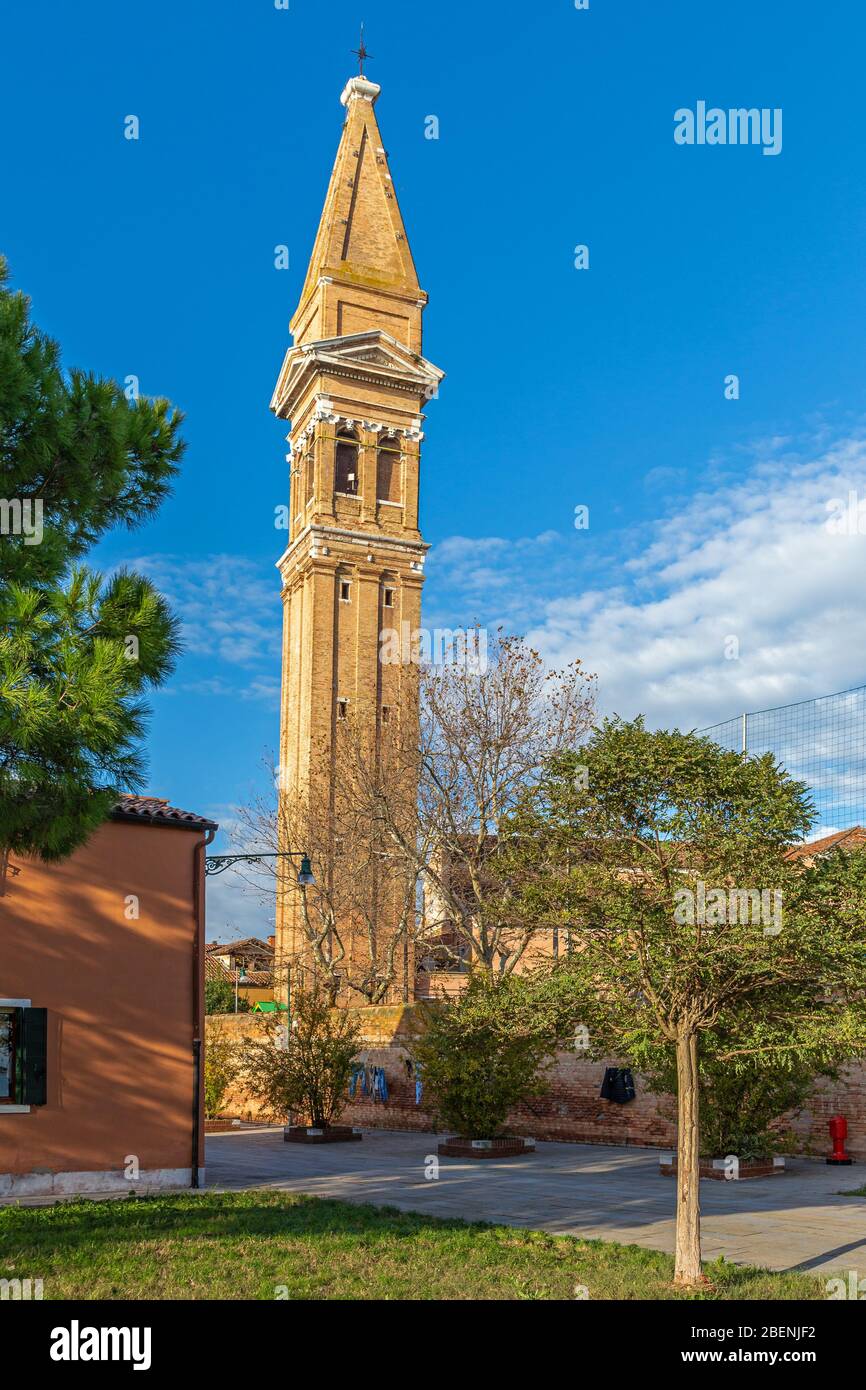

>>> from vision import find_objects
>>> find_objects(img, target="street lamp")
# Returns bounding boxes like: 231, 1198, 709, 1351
203, 848, 315, 1036
297, 855, 315, 887
205, 850, 315, 882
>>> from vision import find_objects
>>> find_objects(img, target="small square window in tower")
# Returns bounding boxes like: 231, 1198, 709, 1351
383, 587, 394, 608
335, 428, 359, 495
381, 705, 391, 724
340, 581, 351, 603
337, 699, 348, 720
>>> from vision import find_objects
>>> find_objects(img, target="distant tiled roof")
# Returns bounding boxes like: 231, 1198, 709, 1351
205, 955, 232, 983
784, 826, 866, 861
207, 937, 274, 958
239, 970, 273, 987
111, 795, 219, 832
204, 956, 272, 988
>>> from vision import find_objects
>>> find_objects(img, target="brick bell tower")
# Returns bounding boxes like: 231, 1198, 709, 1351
271, 71, 443, 999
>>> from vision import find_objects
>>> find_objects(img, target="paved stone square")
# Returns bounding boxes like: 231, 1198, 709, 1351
205, 1127, 866, 1275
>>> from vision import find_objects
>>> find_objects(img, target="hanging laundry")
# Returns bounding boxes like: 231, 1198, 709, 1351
371, 1066, 389, 1103
600, 1066, 636, 1104
414, 1061, 423, 1107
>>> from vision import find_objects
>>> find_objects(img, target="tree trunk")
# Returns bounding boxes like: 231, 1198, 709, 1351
674, 1030, 703, 1284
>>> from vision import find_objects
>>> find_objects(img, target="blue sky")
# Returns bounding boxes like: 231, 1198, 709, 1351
5, 0, 866, 936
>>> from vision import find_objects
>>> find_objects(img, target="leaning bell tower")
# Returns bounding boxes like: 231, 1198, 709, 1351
271, 69, 443, 998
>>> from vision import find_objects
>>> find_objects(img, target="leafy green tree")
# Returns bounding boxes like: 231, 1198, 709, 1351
205, 976, 248, 1015
0, 257, 184, 858
239, 983, 362, 1129
509, 717, 866, 1285
412, 972, 567, 1139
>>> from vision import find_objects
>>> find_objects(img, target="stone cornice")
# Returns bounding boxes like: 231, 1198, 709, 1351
288, 401, 424, 454
340, 76, 381, 107
276, 522, 429, 575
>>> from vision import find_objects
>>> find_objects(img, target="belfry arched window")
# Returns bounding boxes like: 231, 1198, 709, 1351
376, 431, 402, 504
335, 427, 359, 496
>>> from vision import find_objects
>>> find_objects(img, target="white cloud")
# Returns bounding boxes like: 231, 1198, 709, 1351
429, 432, 866, 732
177, 675, 280, 706
129, 553, 280, 668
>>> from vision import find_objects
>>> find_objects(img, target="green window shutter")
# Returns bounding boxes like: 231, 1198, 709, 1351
21, 1008, 47, 1106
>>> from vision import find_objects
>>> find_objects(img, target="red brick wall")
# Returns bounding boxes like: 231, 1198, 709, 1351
339, 1042, 866, 1157
786, 1064, 866, 1159
338, 1042, 677, 1146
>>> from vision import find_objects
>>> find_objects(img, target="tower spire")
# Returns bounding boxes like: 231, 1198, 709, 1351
284, 63, 425, 353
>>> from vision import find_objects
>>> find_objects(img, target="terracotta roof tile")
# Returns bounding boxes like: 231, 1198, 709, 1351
205, 955, 232, 983
784, 826, 866, 861
204, 956, 272, 988
206, 938, 274, 957
111, 795, 218, 832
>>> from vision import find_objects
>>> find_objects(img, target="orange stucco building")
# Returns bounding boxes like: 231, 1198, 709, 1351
0, 796, 216, 1197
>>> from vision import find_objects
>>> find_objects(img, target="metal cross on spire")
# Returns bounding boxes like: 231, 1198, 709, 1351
352, 22, 372, 76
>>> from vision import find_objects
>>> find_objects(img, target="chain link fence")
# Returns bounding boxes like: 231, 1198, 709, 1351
700, 685, 866, 836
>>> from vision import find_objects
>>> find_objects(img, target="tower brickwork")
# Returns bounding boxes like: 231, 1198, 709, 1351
272, 74, 442, 1002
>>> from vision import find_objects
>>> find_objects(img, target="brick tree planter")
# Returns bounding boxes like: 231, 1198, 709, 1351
438, 1136, 536, 1160
283, 1125, 363, 1144
659, 1154, 786, 1181
205, 1118, 243, 1133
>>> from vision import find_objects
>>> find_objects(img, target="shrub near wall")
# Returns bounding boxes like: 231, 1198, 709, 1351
238, 986, 362, 1131
410, 974, 563, 1141
204, 1014, 278, 1122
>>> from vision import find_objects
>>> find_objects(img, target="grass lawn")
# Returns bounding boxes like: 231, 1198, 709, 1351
0, 1190, 822, 1300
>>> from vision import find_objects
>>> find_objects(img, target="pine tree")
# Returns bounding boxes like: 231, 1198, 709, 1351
0, 256, 184, 858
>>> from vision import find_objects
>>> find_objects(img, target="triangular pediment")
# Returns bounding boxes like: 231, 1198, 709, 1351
340, 344, 396, 367
271, 330, 443, 416
316, 331, 434, 375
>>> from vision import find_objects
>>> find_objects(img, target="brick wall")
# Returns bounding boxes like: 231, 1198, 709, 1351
205, 1014, 275, 1123
786, 1064, 866, 1159
205, 1008, 866, 1157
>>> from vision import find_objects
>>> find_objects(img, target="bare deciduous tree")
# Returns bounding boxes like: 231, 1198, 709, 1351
340, 632, 596, 980
232, 753, 423, 1005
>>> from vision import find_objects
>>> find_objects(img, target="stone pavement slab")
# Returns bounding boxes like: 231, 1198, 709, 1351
205, 1127, 866, 1276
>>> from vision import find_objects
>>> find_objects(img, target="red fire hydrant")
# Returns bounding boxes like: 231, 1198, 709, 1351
827, 1115, 853, 1166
